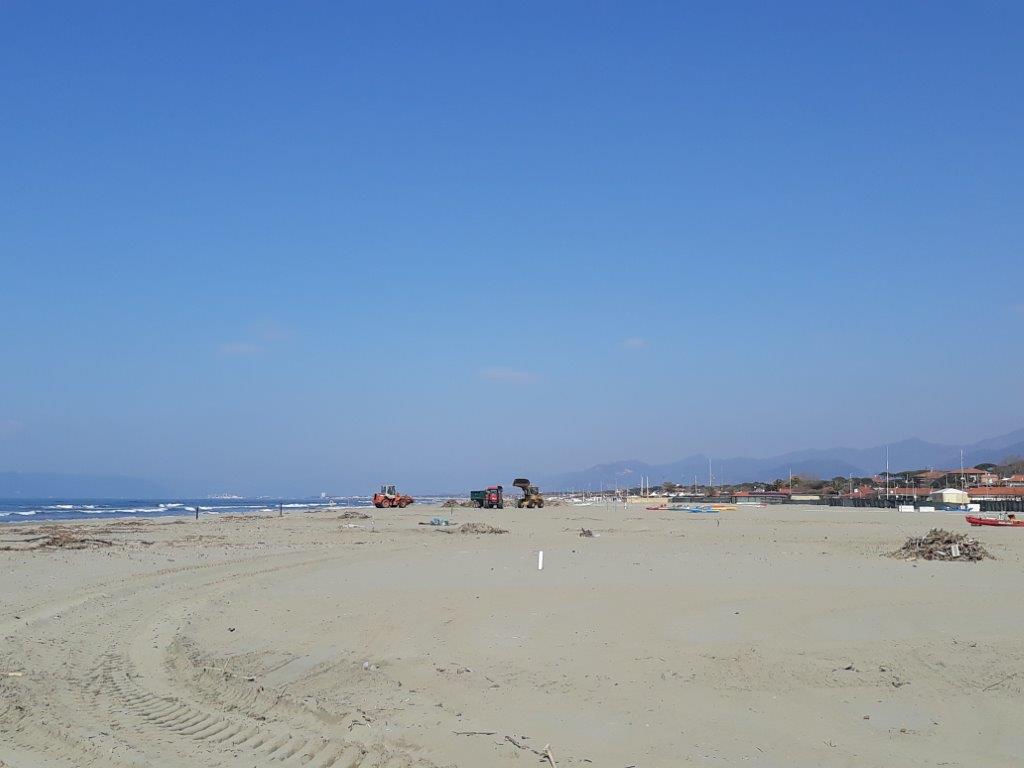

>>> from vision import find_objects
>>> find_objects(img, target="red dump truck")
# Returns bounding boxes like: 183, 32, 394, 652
469, 485, 504, 509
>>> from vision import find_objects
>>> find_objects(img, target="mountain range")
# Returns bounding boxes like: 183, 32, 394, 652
540, 428, 1024, 491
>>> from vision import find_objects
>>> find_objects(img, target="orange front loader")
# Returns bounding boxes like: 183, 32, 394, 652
372, 484, 415, 508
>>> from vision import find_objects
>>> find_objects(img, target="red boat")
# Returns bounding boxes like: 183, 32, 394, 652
966, 514, 1024, 527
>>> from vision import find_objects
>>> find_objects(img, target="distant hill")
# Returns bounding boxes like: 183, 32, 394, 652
540, 428, 1024, 491
0, 472, 167, 499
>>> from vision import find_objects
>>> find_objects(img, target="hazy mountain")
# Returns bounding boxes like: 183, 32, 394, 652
540, 429, 1024, 491
0, 472, 167, 499
965, 427, 1024, 452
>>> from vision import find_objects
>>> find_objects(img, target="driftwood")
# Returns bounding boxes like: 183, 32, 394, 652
983, 672, 1018, 691
890, 529, 992, 562
504, 735, 545, 756
501, 735, 557, 765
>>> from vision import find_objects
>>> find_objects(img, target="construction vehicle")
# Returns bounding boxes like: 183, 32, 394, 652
513, 478, 544, 508
470, 485, 504, 509
372, 484, 414, 509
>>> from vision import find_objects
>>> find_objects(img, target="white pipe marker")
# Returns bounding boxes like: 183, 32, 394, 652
538, 550, 544, 570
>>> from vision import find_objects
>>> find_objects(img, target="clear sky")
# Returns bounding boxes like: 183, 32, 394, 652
2, 2, 1022, 495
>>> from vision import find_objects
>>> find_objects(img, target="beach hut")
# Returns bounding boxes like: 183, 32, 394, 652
928, 487, 969, 505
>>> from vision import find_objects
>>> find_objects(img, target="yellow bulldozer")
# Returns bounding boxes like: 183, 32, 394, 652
513, 478, 544, 508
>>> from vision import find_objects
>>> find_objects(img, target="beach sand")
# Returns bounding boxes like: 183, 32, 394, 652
1, 503, 1022, 767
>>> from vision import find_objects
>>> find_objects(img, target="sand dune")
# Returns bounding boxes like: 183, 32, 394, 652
1, 503, 1022, 766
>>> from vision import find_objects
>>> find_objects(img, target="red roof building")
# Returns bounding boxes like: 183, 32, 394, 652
967, 487, 1024, 499
882, 487, 932, 497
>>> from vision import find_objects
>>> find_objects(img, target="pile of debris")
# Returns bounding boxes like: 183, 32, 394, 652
441, 499, 459, 508
890, 529, 992, 562
439, 522, 508, 535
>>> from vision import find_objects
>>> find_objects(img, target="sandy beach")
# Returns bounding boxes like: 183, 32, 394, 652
1, 503, 1022, 767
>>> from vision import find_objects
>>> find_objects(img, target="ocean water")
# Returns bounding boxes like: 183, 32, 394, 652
0, 497, 378, 524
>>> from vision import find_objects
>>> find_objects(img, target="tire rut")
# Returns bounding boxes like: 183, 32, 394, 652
4, 546, 437, 767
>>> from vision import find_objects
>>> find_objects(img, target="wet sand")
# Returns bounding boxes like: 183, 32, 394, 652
1, 503, 1022, 767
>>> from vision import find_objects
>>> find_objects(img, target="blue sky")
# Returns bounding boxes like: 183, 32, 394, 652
2, 2, 1022, 494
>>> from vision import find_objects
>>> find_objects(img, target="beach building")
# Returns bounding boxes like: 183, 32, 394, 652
881, 487, 932, 501
911, 468, 991, 488
910, 470, 946, 487
928, 488, 970, 505
939, 468, 988, 487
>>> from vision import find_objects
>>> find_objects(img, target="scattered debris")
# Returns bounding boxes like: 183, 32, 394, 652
500, 735, 557, 765
983, 672, 1018, 691
335, 510, 371, 520
890, 529, 992, 562
438, 523, 508, 535
419, 517, 453, 527
93, 520, 148, 530
441, 499, 459, 508
0, 530, 115, 551
505, 735, 545, 757
579, 528, 594, 538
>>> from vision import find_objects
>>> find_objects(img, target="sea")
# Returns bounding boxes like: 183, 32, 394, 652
0, 497, 384, 524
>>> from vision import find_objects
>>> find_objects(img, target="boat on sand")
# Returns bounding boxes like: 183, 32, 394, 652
965, 514, 1024, 528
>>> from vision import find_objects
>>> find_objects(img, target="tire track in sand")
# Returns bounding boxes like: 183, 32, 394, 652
2, 544, 435, 768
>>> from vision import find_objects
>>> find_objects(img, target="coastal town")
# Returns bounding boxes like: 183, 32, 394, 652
602, 458, 1024, 511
